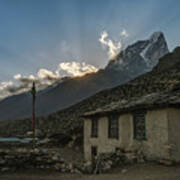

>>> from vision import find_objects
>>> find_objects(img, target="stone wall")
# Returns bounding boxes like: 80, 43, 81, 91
0, 148, 82, 173
168, 108, 180, 162
142, 109, 169, 160
84, 108, 170, 162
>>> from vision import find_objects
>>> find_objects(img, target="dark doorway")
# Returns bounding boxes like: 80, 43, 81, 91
91, 146, 98, 160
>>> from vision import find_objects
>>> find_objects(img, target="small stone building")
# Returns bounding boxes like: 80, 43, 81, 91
83, 90, 180, 162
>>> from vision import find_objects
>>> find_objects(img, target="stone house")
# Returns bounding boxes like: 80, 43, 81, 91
83, 90, 180, 162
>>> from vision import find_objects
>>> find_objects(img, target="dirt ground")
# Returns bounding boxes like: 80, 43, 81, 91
1, 163, 180, 180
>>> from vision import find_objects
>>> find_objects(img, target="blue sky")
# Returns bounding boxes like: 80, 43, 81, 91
0, 0, 180, 82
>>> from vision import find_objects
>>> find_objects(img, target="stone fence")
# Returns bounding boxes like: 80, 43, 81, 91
0, 148, 82, 173
0, 148, 174, 174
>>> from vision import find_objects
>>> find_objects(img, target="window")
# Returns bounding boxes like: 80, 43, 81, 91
133, 111, 146, 140
108, 114, 119, 139
91, 117, 98, 138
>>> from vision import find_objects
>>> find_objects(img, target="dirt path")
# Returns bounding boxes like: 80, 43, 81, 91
1, 163, 180, 180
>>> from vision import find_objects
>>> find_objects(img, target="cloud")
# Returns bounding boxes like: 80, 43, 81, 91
0, 81, 14, 99
4, 75, 40, 95
121, 29, 129, 38
57, 62, 98, 77
0, 74, 46, 99
37, 62, 98, 81
99, 31, 122, 59
0, 81, 13, 92
14, 74, 21, 80
37, 69, 60, 81
99, 29, 129, 59
0, 61, 99, 99
18, 75, 37, 84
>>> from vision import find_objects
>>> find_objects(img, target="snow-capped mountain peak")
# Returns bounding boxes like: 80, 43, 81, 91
106, 32, 169, 76
149, 31, 163, 43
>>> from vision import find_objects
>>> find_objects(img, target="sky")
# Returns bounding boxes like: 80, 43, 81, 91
0, 0, 180, 98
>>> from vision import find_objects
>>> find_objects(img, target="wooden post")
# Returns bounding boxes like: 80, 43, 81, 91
31, 82, 36, 149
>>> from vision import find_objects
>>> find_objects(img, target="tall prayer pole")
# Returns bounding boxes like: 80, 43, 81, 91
31, 81, 36, 149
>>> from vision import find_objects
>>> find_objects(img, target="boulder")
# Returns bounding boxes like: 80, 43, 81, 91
83, 161, 93, 174
1, 167, 10, 172
159, 159, 174, 166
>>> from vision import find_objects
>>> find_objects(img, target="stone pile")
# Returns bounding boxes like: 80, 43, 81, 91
0, 147, 146, 174
88, 148, 175, 174
0, 147, 173, 174
0, 148, 82, 173
89, 148, 146, 174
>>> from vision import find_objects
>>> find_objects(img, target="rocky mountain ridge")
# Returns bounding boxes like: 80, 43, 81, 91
106, 32, 168, 77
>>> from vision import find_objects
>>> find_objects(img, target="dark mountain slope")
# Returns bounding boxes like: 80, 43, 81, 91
0, 47, 179, 137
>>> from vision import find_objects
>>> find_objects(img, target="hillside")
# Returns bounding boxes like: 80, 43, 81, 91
0, 32, 168, 121
0, 47, 179, 137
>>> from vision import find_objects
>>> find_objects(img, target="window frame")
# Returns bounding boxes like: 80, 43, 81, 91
133, 110, 147, 141
108, 114, 119, 139
91, 117, 98, 138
